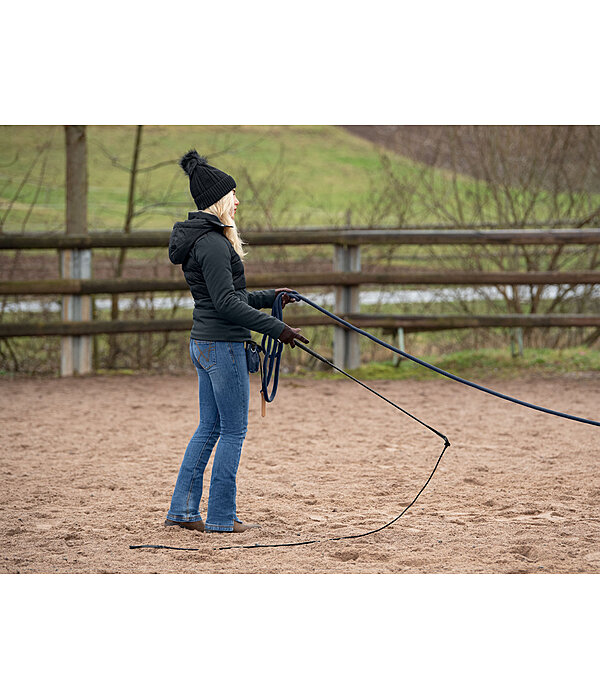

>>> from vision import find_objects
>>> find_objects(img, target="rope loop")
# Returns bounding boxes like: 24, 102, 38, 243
259, 291, 297, 403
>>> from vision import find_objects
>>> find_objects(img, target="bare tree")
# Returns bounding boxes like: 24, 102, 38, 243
346, 126, 600, 351
0, 135, 58, 372
235, 145, 293, 231
106, 125, 143, 368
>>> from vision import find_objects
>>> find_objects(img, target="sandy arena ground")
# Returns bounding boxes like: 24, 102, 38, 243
1, 372, 599, 574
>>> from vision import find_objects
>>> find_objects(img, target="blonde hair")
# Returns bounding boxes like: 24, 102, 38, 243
203, 190, 246, 259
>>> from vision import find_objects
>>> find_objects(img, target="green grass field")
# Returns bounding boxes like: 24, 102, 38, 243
3, 125, 598, 232
1, 125, 421, 231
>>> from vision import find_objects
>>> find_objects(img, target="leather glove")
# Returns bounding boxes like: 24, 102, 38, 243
275, 287, 298, 309
278, 324, 309, 348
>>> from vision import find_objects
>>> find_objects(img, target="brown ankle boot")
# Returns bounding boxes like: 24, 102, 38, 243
164, 518, 205, 532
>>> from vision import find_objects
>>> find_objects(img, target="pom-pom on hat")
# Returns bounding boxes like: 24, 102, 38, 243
179, 149, 237, 210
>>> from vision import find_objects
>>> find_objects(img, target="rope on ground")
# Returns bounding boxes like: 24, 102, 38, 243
130, 290, 598, 554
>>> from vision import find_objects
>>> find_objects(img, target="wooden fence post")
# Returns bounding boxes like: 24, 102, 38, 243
333, 244, 361, 369
510, 327, 524, 358
392, 327, 406, 367
61, 126, 91, 376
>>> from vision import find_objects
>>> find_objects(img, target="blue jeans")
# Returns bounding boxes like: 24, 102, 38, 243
167, 339, 250, 532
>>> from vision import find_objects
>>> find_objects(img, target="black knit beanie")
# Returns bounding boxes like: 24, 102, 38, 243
179, 149, 237, 210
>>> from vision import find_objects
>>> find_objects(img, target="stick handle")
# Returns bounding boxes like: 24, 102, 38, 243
261, 392, 266, 418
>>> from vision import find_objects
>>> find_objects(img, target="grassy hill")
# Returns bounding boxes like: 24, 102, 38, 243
3, 125, 597, 233
0, 125, 423, 231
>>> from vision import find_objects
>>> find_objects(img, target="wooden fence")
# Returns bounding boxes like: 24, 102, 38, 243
1, 228, 600, 374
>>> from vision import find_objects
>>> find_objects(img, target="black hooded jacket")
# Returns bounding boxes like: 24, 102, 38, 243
168, 211, 286, 342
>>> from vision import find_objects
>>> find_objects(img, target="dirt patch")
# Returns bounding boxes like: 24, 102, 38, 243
1, 373, 599, 573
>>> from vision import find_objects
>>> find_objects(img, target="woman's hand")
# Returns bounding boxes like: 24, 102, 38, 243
278, 324, 309, 348
275, 287, 298, 308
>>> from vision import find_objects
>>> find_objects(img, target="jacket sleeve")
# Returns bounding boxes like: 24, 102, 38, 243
198, 236, 286, 339
247, 289, 278, 309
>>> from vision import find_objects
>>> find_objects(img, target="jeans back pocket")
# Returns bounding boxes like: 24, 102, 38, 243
191, 340, 216, 371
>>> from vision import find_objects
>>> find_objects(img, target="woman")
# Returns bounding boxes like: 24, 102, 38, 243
165, 150, 308, 533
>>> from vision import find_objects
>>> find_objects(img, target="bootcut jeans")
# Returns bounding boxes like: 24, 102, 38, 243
166, 338, 249, 531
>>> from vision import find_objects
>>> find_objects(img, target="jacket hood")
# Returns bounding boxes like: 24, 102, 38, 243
168, 211, 229, 265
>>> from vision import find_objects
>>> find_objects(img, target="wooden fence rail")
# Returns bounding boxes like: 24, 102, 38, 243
2, 227, 600, 373
2, 228, 600, 249
2, 314, 600, 339
2, 270, 600, 297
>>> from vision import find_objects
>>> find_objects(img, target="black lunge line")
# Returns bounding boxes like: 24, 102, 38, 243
130, 291, 598, 554
293, 341, 448, 442
280, 292, 600, 428
214, 289, 598, 550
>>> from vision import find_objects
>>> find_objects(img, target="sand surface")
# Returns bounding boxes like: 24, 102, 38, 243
1, 372, 599, 574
